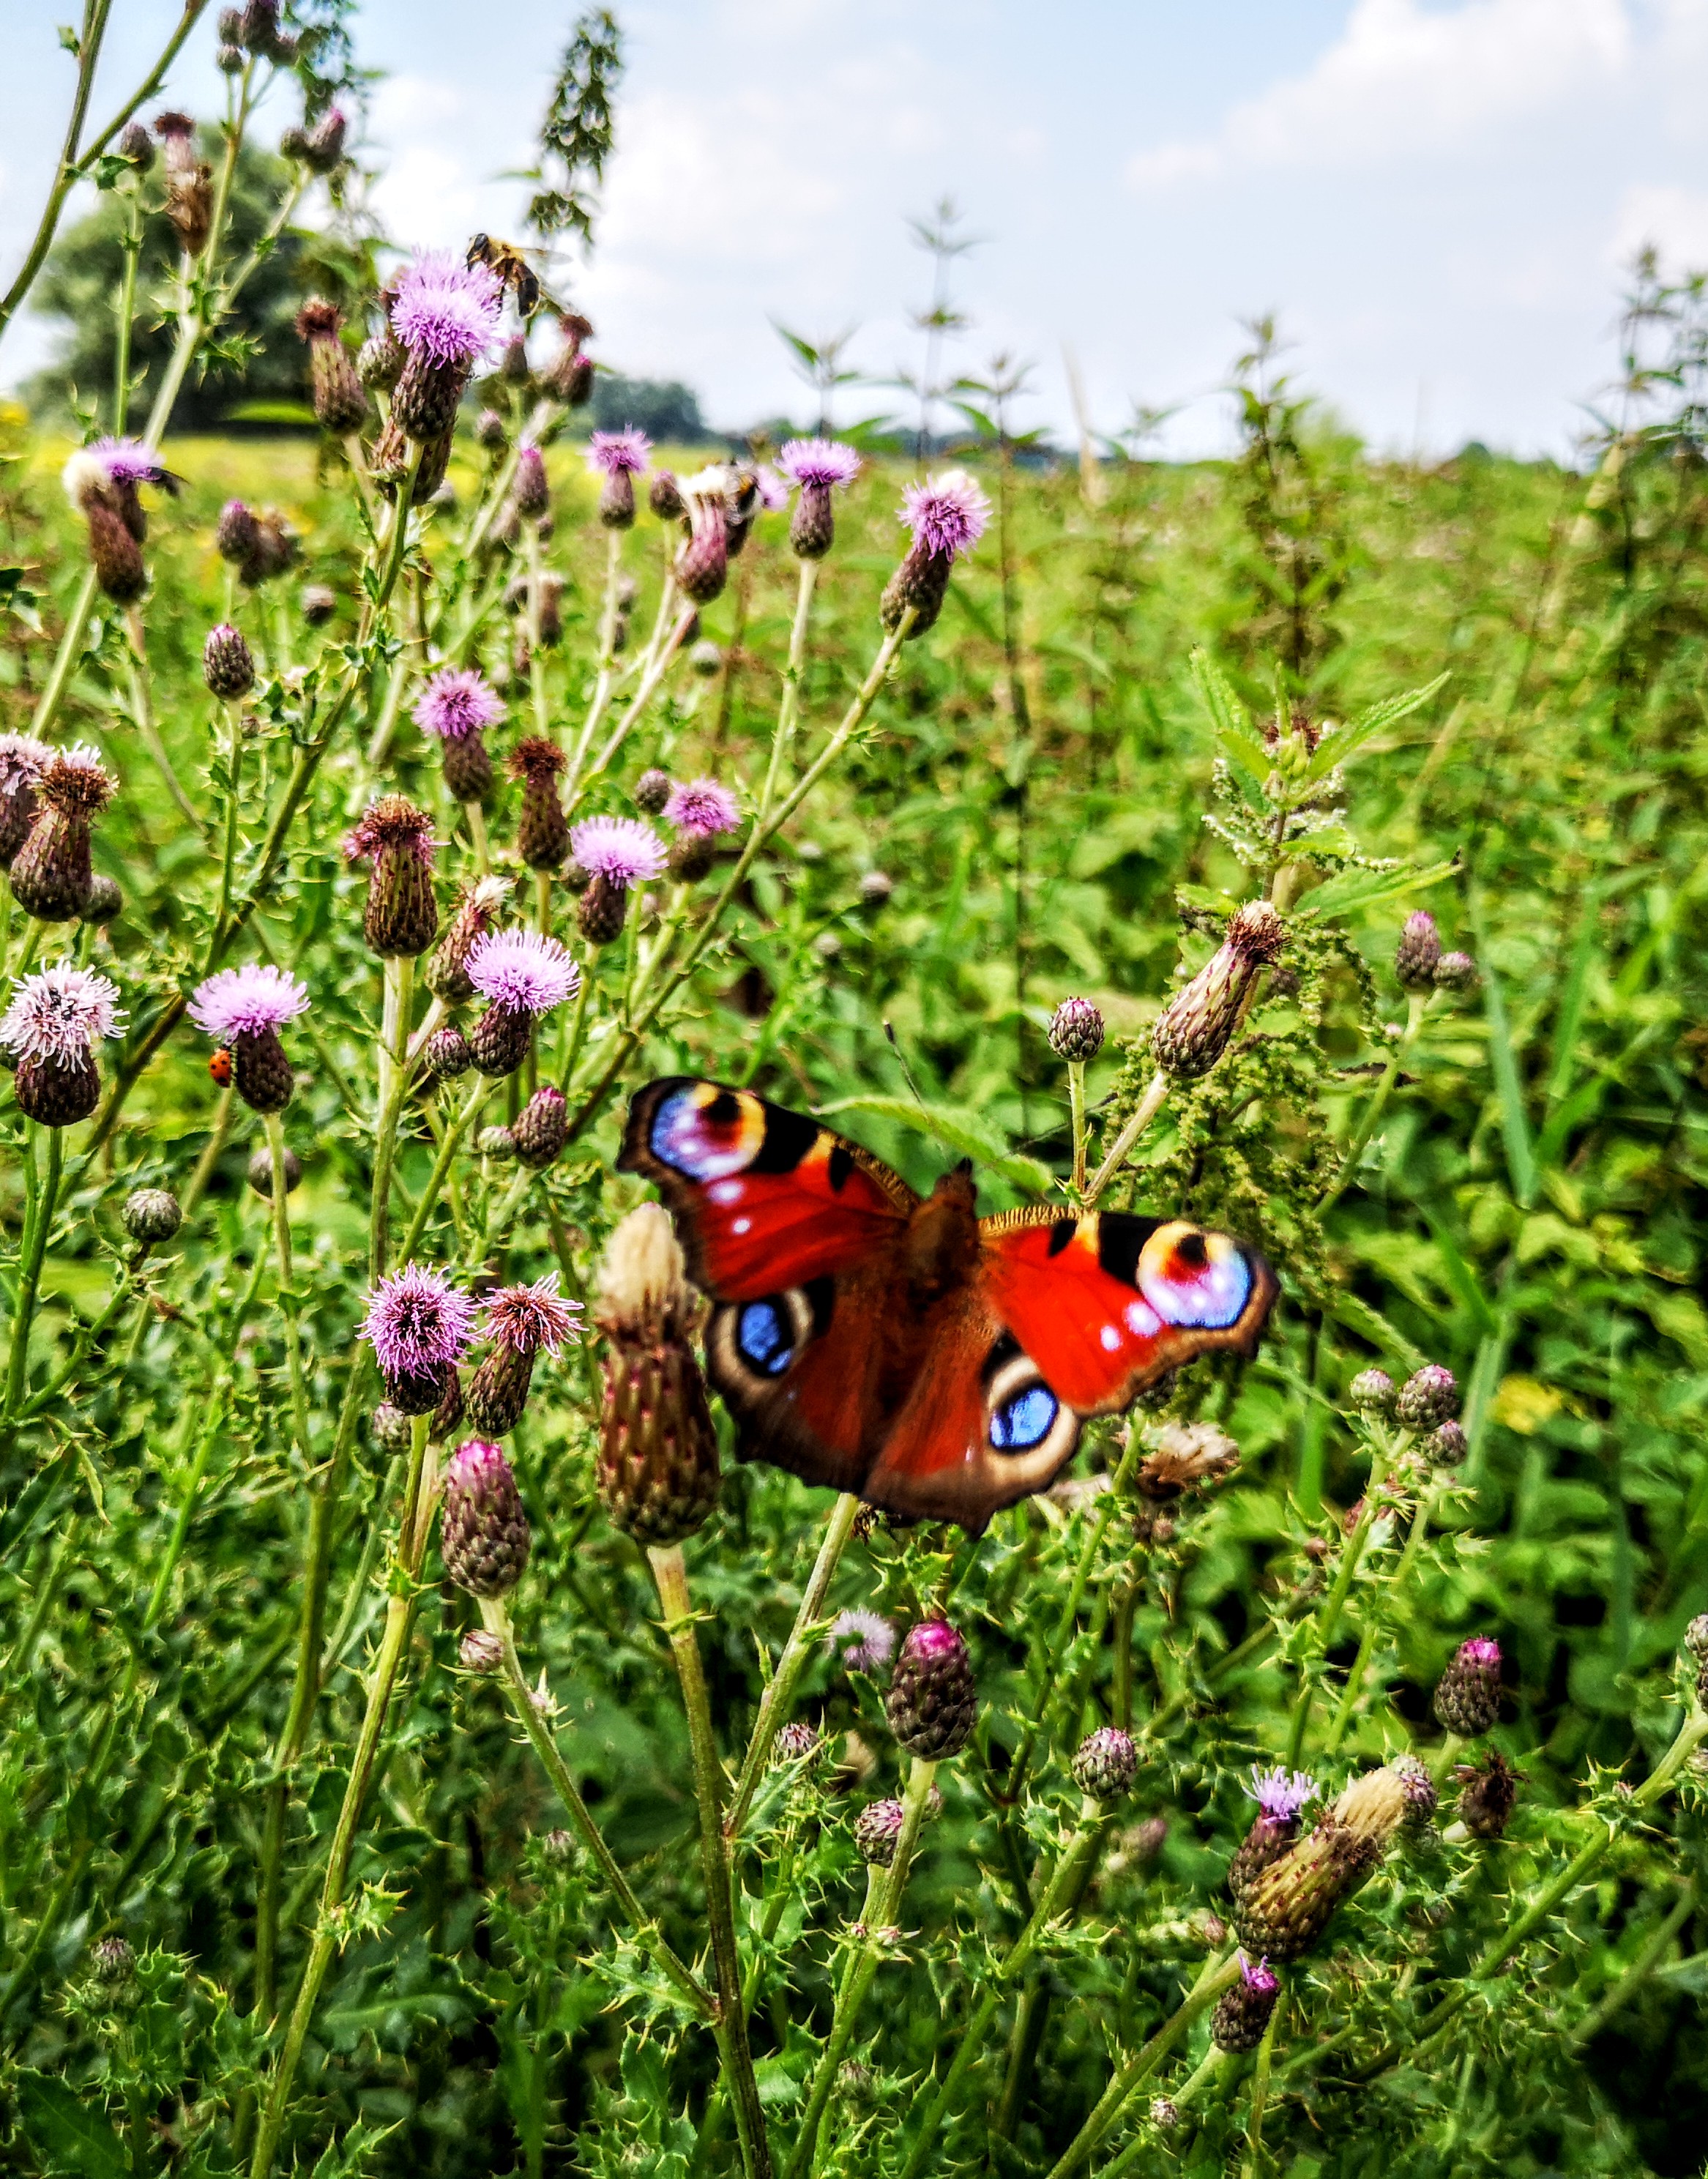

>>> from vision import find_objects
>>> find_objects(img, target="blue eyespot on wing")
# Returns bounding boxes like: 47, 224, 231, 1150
990, 1382, 1059, 1451
737, 1299, 794, 1377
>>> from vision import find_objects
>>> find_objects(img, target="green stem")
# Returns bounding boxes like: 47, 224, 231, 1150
481, 1595, 712, 2019
249, 1418, 433, 2179
4, 1126, 62, 1420
1319, 990, 1431, 1211
0, 0, 116, 346
1086, 1072, 1169, 1205
124, 618, 205, 835
368, 954, 416, 1280
398, 1074, 489, 1264
726, 1491, 859, 1843
1067, 1059, 1088, 1199
1100, 2048, 1228, 2179
143, 1385, 230, 1631
1570, 1880, 1697, 2045
112, 183, 142, 431
757, 559, 818, 824
263, 1110, 313, 1465
29, 566, 100, 740
649, 1544, 772, 2179
1285, 1442, 1391, 1765
217, 700, 245, 931
1323, 1477, 1437, 1758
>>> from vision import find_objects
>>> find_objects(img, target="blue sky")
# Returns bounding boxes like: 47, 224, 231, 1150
4, 1, 1708, 455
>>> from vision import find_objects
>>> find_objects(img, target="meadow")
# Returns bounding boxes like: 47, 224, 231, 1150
0, 28, 1707, 2178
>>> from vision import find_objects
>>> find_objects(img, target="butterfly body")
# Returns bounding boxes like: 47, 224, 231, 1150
619, 1077, 1279, 1532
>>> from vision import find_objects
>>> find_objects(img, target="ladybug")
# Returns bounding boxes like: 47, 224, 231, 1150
209, 1048, 234, 1087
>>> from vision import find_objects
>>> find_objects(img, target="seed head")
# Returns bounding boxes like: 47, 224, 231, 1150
38, 746, 116, 819
1152, 901, 1287, 1080
1456, 1750, 1522, 1839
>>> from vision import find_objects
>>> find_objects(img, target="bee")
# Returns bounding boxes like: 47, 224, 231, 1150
466, 234, 561, 319
209, 1048, 234, 1087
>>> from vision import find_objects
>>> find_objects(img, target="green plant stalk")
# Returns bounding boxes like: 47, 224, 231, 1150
1285, 1442, 1392, 1765
368, 954, 416, 1280
143, 1385, 231, 1631
1099, 2047, 1228, 2179
0, 0, 119, 345
1323, 1474, 1439, 1757
217, 699, 245, 931
1042, 1947, 1241, 2179
182, 1084, 236, 1218
1240, 1994, 1281, 2179
1569, 1879, 1697, 2044
900, 1805, 1112, 2179
649, 1543, 772, 2179
1067, 1059, 1089, 1198
29, 565, 100, 741
398, 1073, 489, 1263
249, 1417, 435, 2179
787, 1755, 939, 2179
562, 611, 915, 1149
726, 1491, 859, 1842
479, 1594, 712, 2019
757, 558, 819, 824
577, 606, 697, 802
1086, 1071, 1169, 1204
123, 621, 204, 835
525, 519, 550, 738
1319, 990, 1431, 1210
3, 1125, 63, 1422
111, 182, 143, 431
263, 1110, 313, 1465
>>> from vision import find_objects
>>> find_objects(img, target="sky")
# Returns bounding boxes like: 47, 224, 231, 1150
4, 0, 1708, 457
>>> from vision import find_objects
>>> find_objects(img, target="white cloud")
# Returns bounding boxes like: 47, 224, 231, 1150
1612, 181, 1708, 269
1128, 0, 1633, 187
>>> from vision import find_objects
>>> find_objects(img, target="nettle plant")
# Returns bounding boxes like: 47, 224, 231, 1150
1, 18, 1707, 2179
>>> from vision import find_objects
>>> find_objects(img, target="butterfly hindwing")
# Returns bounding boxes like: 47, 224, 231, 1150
619, 1076, 915, 1299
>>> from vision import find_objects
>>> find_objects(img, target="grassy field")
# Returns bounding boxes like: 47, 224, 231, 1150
1, 365, 1706, 2179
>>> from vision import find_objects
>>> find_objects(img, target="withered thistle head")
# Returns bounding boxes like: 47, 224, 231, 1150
343, 795, 439, 958
1152, 900, 1287, 1081
594, 1204, 722, 1545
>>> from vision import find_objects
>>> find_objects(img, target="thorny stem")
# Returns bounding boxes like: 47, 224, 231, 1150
112, 182, 143, 431
480, 1595, 712, 2019
249, 1417, 434, 2179
726, 1491, 859, 1842
1099, 2049, 1228, 2179
1323, 1473, 1439, 1757
578, 606, 697, 799
217, 699, 245, 931
1067, 1058, 1088, 1198
788, 1755, 939, 2179
649, 1544, 772, 2179
263, 1111, 313, 1468
1568, 1879, 1698, 2044
124, 617, 204, 835
1086, 1071, 1169, 1204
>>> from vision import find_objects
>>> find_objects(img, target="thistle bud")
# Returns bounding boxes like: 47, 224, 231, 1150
1349, 1368, 1395, 1414
773, 1721, 821, 1766
477, 1123, 518, 1160
344, 797, 439, 958
1434, 950, 1478, 992
92, 1934, 135, 1986
474, 409, 507, 452
247, 1143, 302, 1199
423, 1025, 473, 1081
509, 739, 570, 871
1149, 2098, 1179, 2131
513, 1085, 568, 1169
1232, 1812, 1381, 1962
1397, 1365, 1458, 1431
540, 313, 594, 403
370, 1404, 413, 1453
118, 121, 154, 171
594, 1204, 723, 1546
1425, 1419, 1468, 1466
1212, 1954, 1280, 2053
859, 871, 893, 908
513, 446, 550, 518
460, 1628, 504, 1672
1048, 996, 1105, 1062
1456, 1751, 1521, 1840
440, 1437, 532, 1597
1685, 1613, 1708, 1661
295, 298, 368, 433
80, 873, 122, 925
854, 1798, 905, 1866
1433, 1637, 1502, 1736
304, 108, 348, 174
204, 622, 254, 700
10, 746, 114, 921
1395, 911, 1442, 991
1072, 1726, 1138, 1800
885, 1621, 976, 1761
426, 874, 511, 1005
122, 1187, 182, 1244
1388, 1754, 1439, 1830
216, 499, 260, 565
649, 469, 684, 521
1152, 901, 1287, 1080
634, 768, 672, 816
217, 43, 245, 74
1228, 1768, 1318, 1901
358, 328, 404, 392
430, 1369, 466, 1443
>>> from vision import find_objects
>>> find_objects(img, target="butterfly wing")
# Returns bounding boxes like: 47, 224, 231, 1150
619, 1078, 920, 1495
861, 1210, 1278, 1530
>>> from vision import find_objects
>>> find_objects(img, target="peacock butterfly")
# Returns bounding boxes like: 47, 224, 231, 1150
618, 1076, 1279, 1532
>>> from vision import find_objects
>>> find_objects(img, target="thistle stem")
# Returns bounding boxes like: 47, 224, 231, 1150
217, 699, 245, 933
1086, 1070, 1169, 1205
29, 567, 100, 741
758, 558, 818, 824
1285, 1445, 1390, 1765
726, 1491, 859, 1843
1320, 990, 1432, 1211
649, 1543, 772, 2179
368, 953, 416, 1281
263, 1110, 313, 1465
3, 1125, 63, 1423
1067, 1058, 1088, 1198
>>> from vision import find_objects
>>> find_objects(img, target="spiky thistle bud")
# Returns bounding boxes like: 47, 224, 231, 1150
1152, 901, 1287, 1079
216, 499, 259, 565
295, 298, 368, 433
1212, 1954, 1280, 2053
79, 874, 122, 925
426, 874, 511, 1005
1395, 911, 1442, 991
1233, 1811, 1381, 1962
633, 768, 671, 816
773, 1721, 822, 1766
649, 469, 684, 520
508, 738, 570, 871
303, 107, 347, 174
512, 1084, 569, 1169
1149, 2098, 1179, 2131
1048, 996, 1105, 1062
1433, 1636, 1502, 1736
1073, 1726, 1138, 1800
854, 1799, 905, 1866
247, 1143, 302, 1199
1685, 1614, 1708, 1661
539, 312, 594, 403
1426, 1419, 1468, 1466
1434, 950, 1478, 991
118, 120, 154, 170
358, 327, 404, 392
1228, 1768, 1319, 1901
440, 1437, 532, 1596
11, 747, 115, 922
885, 1622, 976, 1761
466, 1274, 582, 1435
593, 1204, 723, 1545
1397, 1364, 1458, 1431
0, 738, 47, 869
122, 1187, 182, 1245
1387, 1754, 1439, 1830
513, 445, 550, 518
370, 1403, 414, 1453
344, 796, 439, 958
1349, 1368, 1395, 1414
301, 583, 337, 626
478, 1124, 517, 1161
92, 1935, 135, 1985
423, 1024, 473, 1081
430, 1371, 466, 1443
1456, 1751, 1521, 1839
203, 622, 254, 700
460, 1628, 504, 1672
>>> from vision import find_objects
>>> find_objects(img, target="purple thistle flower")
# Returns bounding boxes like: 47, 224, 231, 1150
664, 778, 741, 840
898, 469, 991, 558
826, 1608, 896, 1676
361, 1263, 477, 1380
389, 250, 504, 369
1, 963, 125, 1068
1239, 1951, 1279, 1995
586, 428, 652, 477
753, 463, 789, 512
481, 1272, 583, 1357
187, 963, 310, 1040
1461, 1636, 1502, 1667
0, 736, 48, 796
570, 815, 667, 887
779, 438, 861, 491
413, 667, 505, 742
1247, 1766, 1319, 1822
89, 436, 174, 488
465, 928, 581, 1018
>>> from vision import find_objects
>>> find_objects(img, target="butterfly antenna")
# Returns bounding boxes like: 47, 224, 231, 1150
884, 1021, 931, 1120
